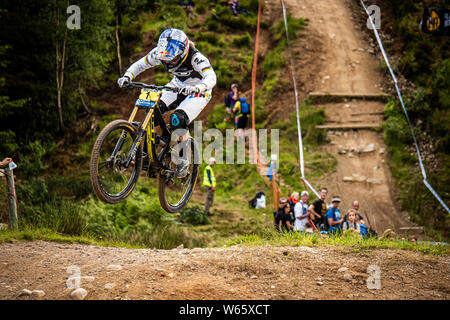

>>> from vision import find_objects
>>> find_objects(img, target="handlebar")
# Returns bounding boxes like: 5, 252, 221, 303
123, 81, 180, 93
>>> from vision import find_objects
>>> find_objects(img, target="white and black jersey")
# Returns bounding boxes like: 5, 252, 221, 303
124, 46, 216, 90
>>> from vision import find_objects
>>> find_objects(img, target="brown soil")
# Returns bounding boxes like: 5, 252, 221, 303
1, 241, 449, 300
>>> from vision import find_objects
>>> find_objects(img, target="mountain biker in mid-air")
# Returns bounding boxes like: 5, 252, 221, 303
117, 28, 217, 178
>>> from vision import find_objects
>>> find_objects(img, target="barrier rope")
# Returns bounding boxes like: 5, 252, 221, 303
280, 0, 321, 200
360, 0, 449, 214
251, 0, 263, 170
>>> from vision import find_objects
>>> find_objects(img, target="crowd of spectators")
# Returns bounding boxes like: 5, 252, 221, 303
273, 187, 376, 238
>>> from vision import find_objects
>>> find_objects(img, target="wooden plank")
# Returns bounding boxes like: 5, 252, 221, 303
316, 123, 382, 129
308, 92, 390, 103
350, 112, 384, 116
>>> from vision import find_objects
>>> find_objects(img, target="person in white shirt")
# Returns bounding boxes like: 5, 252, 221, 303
294, 190, 310, 231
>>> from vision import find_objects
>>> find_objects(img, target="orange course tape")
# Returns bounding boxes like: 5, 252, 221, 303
251, 0, 262, 170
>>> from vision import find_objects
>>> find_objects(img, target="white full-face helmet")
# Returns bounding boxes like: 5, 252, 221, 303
155, 28, 190, 72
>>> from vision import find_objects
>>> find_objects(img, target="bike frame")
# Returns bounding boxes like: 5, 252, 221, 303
110, 83, 179, 173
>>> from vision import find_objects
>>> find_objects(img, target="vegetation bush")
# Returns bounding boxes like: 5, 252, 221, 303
232, 33, 252, 48
381, 0, 449, 239
180, 205, 210, 225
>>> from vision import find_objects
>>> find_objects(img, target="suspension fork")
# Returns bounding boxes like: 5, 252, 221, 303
125, 109, 154, 168
109, 106, 140, 160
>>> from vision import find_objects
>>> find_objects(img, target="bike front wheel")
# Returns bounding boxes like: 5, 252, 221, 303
90, 120, 142, 204
158, 137, 199, 213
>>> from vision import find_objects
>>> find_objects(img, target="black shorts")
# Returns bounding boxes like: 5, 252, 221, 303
237, 115, 248, 129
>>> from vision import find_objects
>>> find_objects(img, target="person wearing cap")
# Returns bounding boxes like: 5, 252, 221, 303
327, 196, 344, 234
293, 190, 310, 232
203, 157, 216, 216
225, 83, 239, 114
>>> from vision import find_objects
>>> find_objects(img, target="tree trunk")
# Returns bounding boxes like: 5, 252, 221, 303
55, 1, 67, 132
78, 81, 91, 114
55, 2, 62, 131
115, 0, 122, 75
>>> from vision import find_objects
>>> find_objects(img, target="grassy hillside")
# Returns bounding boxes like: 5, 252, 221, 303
380, 0, 449, 240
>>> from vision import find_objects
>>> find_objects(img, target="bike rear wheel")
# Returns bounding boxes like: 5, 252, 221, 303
90, 120, 142, 204
158, 137, 199, 213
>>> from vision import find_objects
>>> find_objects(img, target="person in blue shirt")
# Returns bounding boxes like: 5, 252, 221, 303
327, 196, 343, 233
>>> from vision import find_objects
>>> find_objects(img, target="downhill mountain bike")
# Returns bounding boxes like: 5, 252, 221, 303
89, 81, 199, 213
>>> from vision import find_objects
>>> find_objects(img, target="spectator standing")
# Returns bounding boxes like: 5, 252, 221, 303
342, 209, 361, 236
232, 97, 250, 131
225, 83, 239, 114
294, 191, 310, 232
308, 187, 328, 230
228, 0, 239, 15
327, 196, 343, 234
202, 157, 216, 216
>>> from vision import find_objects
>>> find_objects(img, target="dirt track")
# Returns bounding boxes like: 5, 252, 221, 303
1, 241, 449, 300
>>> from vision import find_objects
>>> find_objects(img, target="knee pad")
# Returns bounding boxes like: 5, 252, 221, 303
170, 109, 189, 130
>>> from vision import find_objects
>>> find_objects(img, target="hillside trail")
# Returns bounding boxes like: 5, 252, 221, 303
279, 0, 420, 237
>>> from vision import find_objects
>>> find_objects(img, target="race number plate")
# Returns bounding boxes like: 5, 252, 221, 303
135, 89, 160, 107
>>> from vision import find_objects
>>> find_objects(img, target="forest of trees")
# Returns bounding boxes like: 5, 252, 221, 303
0, 0, 156, 176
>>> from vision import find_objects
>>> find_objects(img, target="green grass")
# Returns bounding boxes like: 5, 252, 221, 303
273, 99, 336, 193
226, 229, 450, 256
0, 227, 145, 249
